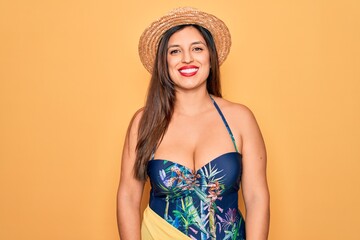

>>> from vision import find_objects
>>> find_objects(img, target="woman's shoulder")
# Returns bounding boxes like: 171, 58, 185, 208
131, 107, 145, 123
212, 96, 261, 138
212, 96, 255, 120
126, 108, 145, 135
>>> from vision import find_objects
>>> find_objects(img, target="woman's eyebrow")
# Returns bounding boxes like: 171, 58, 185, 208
167, 44, 180, 49
191, 41, 206, 45
167, 41, 206, 49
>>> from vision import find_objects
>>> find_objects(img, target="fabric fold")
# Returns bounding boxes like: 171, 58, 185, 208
141, 206, 192, 240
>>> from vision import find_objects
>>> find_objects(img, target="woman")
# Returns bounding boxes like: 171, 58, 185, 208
117, 7, 270, 240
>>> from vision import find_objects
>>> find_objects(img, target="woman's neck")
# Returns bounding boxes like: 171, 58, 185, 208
173, 90, 213, 117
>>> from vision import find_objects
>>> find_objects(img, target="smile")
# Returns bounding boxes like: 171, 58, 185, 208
178, 66, 199, 77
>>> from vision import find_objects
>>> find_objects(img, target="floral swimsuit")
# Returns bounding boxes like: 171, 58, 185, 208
147, 96, 246, 240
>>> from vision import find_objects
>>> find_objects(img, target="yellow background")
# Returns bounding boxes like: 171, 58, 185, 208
1, 0, 359, 239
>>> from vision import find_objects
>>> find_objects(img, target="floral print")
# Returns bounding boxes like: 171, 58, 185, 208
147, 153, 246, 240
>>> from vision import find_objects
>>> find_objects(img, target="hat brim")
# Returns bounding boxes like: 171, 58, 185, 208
138, 7, 231, 73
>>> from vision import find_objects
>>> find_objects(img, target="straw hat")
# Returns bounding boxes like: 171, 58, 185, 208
138, 7, 232, 73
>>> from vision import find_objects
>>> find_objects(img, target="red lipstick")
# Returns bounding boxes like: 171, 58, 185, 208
178, 65, 199, 77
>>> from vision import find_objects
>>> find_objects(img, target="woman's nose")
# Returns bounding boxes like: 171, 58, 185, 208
182, 51, 193, 63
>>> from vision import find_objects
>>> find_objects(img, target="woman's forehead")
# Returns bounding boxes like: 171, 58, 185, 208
167, 26, 206, 46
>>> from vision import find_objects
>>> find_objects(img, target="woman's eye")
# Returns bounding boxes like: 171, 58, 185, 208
193, 47, 203, 52
169, 49, 180, 55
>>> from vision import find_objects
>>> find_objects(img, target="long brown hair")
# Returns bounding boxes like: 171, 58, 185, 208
134, 24, 222, 180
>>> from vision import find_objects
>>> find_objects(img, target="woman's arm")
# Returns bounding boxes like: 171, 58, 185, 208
117, 111, 145, 240
240, 106, 270, 239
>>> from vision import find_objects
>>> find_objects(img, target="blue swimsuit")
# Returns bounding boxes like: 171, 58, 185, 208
147, 96, 246, 240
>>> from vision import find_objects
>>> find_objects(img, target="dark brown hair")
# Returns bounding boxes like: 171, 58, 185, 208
134, 24, 222, 180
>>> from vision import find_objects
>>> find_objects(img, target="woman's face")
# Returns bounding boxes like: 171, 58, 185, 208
166, 26, 210, 91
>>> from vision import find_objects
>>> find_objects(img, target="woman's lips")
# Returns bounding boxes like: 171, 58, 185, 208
178, 65, 199, 77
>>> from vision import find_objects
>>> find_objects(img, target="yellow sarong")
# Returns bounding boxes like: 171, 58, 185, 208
141, 206, 191, 240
